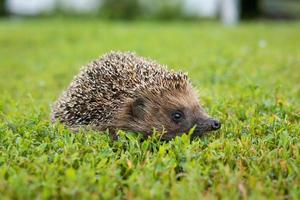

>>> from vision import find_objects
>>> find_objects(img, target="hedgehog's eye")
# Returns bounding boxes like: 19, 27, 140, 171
171, 111, 184, 124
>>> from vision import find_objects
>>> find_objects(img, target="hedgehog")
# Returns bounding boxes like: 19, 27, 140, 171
51, 51, 221, 140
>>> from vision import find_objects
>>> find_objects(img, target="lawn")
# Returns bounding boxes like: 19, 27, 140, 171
0, 18, 299, 199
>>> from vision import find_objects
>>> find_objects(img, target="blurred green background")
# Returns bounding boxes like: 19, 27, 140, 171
1, 0, 300, 20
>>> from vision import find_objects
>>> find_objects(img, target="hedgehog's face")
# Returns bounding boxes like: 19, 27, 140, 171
119, 84, 221, 140
160, 105, 221, 140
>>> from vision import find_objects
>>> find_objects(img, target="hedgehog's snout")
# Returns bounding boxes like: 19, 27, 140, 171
193, 117, 221, 137
207, 118, 221, 130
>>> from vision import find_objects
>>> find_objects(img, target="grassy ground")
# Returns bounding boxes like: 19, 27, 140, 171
0, 18, 299, 199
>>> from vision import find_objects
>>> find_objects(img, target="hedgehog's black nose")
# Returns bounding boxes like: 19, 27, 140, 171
209, 119, 221, 130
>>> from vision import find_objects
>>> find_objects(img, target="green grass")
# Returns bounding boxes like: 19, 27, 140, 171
0, 18, 300, 199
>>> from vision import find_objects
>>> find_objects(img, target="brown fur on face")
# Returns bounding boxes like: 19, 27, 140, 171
116, 81, 215, 140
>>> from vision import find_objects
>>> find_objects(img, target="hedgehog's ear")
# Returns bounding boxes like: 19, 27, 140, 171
131, 97, 146, 119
